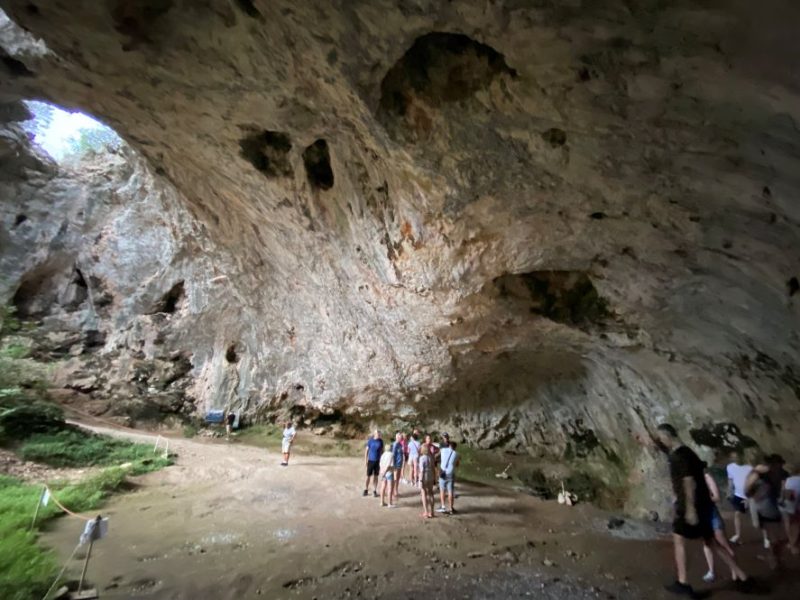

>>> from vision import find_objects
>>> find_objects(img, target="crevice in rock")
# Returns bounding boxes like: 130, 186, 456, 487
788, 276, 799, 297
302, 139, 334, 190
225, 343, 239, 363
232, 0, 261, 18
12, 214, 28, 228
493, 271, 608, 326
542, 127, 566, 147
239, 129, 293, 178
589, 212, 606, 220
1, 49, 34, 77
152, 280, 184, 314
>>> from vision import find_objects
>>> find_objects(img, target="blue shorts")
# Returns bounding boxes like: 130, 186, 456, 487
439, 472, 454, 493
384, 471, 394, 482
710, 505, 724, 531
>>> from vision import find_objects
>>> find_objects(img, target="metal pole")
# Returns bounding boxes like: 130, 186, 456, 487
78, 516, 101, 592
30, 485, 45, 531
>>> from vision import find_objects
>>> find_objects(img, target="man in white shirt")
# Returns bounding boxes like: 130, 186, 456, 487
437, 435, 460, 515
281, 421, 296, 466
783, 464, 800, 554
726, 451, 761, 545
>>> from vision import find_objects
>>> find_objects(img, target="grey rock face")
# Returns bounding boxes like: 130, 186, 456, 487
0, 1, 799, 512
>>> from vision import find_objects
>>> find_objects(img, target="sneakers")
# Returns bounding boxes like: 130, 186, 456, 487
387, 504, 397, 509
280, 462, 288, 467
729, 534, 740, 544
763, 537, 771, 550
702, 571, 715, 583
436, 506, 448, 513
373, 490, 379, 498
362, 489, 368, 497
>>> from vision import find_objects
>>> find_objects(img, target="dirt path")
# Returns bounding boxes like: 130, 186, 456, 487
40, 424, 799, 599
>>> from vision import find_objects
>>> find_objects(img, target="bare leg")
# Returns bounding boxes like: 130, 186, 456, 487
380, 477, 388, 506
714, 529, 735, 558
439, 483, 446, 510
703, 543, 714, 578
372, 474, 378, 494
733, 511, 742, 539
447, 487, 454, 512
420, 486, 428, 517
709, 538, 747, 581
672, 534, 688, 584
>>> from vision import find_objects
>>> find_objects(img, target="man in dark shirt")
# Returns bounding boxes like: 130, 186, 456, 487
656, 424, 753, 598
363, 430, 383, 497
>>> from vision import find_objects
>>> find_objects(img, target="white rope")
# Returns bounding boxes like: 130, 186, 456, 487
41, 543, 81, 600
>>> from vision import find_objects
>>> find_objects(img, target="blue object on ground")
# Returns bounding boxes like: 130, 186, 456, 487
205, 410, 225, 424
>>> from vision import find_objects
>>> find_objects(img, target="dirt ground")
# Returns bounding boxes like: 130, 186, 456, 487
38, 424, 800, 600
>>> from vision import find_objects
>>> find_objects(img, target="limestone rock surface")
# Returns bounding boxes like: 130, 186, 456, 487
1, 0, 799, 512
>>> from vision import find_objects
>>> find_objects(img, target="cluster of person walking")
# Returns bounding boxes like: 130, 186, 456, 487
656, 423, 799, 598
363, 429, 459, 518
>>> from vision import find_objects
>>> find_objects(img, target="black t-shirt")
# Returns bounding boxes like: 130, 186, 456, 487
668, 445, 712, 515
226, 413, 235, 425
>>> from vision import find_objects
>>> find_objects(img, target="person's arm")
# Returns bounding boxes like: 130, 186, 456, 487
744, 467, 764, 497
705, 472, 720, 503
290, 429, 296, 444
364, 443, 369, 464
727, 468, 735, 498
683, 476, 698, 524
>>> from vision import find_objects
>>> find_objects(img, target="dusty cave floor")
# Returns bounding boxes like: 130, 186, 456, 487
37, 426, 800, 600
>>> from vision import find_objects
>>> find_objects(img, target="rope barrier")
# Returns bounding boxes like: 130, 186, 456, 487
40, 542, 81, 600
44, 485, 91, 521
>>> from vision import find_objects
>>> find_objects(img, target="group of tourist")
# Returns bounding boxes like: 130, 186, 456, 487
363, 429, 460, 518
657, 423, 800, 598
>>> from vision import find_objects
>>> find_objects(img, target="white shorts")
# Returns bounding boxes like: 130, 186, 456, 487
282, 441, 291, 454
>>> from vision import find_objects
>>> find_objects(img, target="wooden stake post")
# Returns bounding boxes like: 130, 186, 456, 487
74, 515, 102, 599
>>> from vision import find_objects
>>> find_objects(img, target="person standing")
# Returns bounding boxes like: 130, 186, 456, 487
280, 420, 296, 466
783, 463, 800, 554
407, 430, 421, 485
390, 432, 405, 500
701, 464, 737, 583
418, 444, 435, 518
225, 410, 236, 440
363, 430, 384, 497
437, 439, 460, 515
379, 446, 396, 507
745, 454, 789, 569
726, 451, 753, 544
655, 424, 751, 598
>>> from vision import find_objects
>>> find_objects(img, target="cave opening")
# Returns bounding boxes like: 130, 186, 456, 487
154, 281, 185, 314
19, 100, 123, 163
225, 343, 239, 363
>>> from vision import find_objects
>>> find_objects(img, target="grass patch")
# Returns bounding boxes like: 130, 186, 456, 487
0, 463, 165, 600
18, 428, 168, 468
234, 423, 283, 449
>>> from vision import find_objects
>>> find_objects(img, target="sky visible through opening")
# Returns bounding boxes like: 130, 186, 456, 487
21, 100, 122, 162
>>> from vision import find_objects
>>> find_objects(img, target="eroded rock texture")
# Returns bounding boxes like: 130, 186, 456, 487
1, 1, 799, 512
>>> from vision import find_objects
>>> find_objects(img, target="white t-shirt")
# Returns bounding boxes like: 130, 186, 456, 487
408, 438, 421, 459
440, 447, 458, 475
726, 463, 752, 499
282, 427, 296, 444
786, 475, 800, 498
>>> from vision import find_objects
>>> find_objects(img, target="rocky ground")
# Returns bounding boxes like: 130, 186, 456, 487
36, 423, 800, 599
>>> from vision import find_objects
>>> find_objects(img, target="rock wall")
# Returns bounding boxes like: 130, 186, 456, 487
1, 1, 799, 512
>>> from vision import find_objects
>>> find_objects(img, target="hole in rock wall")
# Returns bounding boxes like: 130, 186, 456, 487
378, 32, 516, 137
225, 343, 239, 363
111, 0, 174, 50
20, 100, 123, 163
302, 139, 334, 190
493, 271, 608, 326
1, 48, 33, 77
233, 0, 261, 18
12, 214, 28, 227
541, 127, 566, 147
239, 129, 293, 178
789, 276, 799, 297
152, 281, 185, 314
11, 260, 65, 318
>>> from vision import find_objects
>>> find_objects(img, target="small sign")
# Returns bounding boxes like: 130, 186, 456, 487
79, 518, 109, 545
